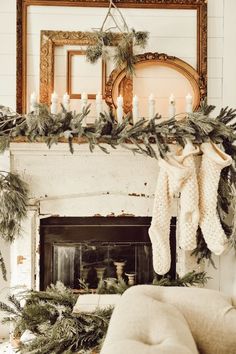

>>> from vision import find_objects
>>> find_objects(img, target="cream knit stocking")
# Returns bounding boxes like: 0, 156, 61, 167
199, 142, 232, 255
149, 156, 190, 275
177, 142, 200, 250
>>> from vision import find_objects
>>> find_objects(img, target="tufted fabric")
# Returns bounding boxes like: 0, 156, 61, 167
199, 142, 232, 255
101, 285, 236, 354
100, 286, 198, 354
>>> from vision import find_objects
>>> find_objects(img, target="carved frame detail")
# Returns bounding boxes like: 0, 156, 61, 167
105, 52, 202, 112
40, 30, 101, 105
17, 0, 207, 113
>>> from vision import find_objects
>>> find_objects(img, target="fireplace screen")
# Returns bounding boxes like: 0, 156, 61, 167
40, 217, 176, 291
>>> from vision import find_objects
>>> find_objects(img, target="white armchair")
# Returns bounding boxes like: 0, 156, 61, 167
101, 285, 236, 354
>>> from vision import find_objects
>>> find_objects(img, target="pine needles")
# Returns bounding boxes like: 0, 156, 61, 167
0, 172, 29, 242
0, 273, 209, 353
85, 0, 149, 76
1, 103, 236, 265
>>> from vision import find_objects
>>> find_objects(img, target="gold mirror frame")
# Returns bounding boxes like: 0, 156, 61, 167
17, 0, 207, 113
40, 30, 110, 105
105, 52, 203, 113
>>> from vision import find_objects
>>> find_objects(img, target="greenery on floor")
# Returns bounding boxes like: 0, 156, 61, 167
0, 272, 209, 354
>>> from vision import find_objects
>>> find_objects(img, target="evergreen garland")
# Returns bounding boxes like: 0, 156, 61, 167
0, 272, 209, 353
1, 101, 236, 265
0, 170, 29, 280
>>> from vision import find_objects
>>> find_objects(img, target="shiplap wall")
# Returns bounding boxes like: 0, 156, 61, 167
1, 0, 236, 337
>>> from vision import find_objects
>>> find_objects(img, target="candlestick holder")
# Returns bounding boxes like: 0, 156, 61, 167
125, 272, 136, 286
81, 266, 90, 283
114, 261, 126, 279
95, 266, 106, 281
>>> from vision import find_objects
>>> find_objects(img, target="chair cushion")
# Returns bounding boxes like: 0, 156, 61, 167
124, 285, 236, 354
100, 287, 198, 354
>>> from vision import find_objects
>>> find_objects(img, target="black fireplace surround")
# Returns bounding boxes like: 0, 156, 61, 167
40, 217, 176, 291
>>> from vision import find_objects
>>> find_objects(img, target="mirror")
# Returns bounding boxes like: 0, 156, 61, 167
105, 53, 201, 118
17, 0, 207, 114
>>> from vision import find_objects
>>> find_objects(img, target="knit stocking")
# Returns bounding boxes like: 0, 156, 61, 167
176, 142, 200, 250
199, 142, 232, 255
149, 156, 190, 275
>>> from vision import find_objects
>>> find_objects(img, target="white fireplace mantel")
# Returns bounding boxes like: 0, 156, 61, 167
8, 142, 201, 290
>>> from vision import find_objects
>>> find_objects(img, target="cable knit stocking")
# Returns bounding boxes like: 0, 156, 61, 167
149, 156, 190, 275
176, 142, 200, 250
199, 142, 232, 255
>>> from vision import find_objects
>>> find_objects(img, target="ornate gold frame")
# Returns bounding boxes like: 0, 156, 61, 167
67, 50, 106, 100
40, 31, 104, 105
106, 52, 203, 113
17, 0, 207, 113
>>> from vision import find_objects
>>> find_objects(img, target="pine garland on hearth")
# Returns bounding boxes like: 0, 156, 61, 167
0, 273, 209, 353
0, 101, 236, 279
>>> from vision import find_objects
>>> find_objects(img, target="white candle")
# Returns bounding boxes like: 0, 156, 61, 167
186, 93, 193, 114
132, 95, 139, 124
148, 93, 155, 120
81, 92, 88, 110
30, 92, 37, 112
168, 94, 176, 119
81, 92, 88, 126
96, 92, 103, 119
51, 91, 58, 114
63, 92, 70, 111
117, 95, 123, 124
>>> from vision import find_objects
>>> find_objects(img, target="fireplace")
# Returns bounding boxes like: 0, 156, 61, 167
40, 217, 176, 290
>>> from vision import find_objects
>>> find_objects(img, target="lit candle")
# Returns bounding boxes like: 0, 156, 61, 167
96, 92, 103, 119
51, 91, 58, 114
117, 94, 123, 124
81, 92, 88, 126
63, 92, 70, 111
132, 95, 139, 124
186, 93, 193, 114
30, 92, 37, 113
148, 93, 156, 120
168, 94, 176, 119
81, 92, 88, 110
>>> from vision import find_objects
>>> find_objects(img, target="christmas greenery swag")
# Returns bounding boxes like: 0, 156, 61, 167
0, 273, 209, 354
0, 101, 236, 280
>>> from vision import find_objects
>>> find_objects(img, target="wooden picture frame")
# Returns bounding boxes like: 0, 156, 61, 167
67, 50, 106, 100
40, 31, 108, 105
17, 0, 207, 113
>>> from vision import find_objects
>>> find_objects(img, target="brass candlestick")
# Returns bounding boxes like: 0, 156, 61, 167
114, 261, 126, 279
125, 272, 136, 286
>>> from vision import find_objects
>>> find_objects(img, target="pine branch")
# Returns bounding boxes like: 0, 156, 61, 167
153, 271, 210, 287
0, 249, 7, 280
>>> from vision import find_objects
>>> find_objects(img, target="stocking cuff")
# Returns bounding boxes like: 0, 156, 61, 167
158, 156, 191, 195
201, 142, 232, 168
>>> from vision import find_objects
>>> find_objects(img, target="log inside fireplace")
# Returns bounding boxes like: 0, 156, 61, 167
40, 217, 176, 291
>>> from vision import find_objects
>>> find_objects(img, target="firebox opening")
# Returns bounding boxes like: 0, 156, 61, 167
40, 217, 176, 291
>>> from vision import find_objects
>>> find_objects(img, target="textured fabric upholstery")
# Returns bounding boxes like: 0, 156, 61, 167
101, 285, 236, 354
101, 286, 198, 354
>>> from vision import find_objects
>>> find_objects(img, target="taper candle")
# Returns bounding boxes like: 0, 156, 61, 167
30, 92, 37, 112
51, 91, 58, 114
132, 95, 139, 124
168, 94, 176, 119
186, 93, 193, 114
63, 92, 70, 111
148, 93, 155, 119
117, 95, 123, 124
